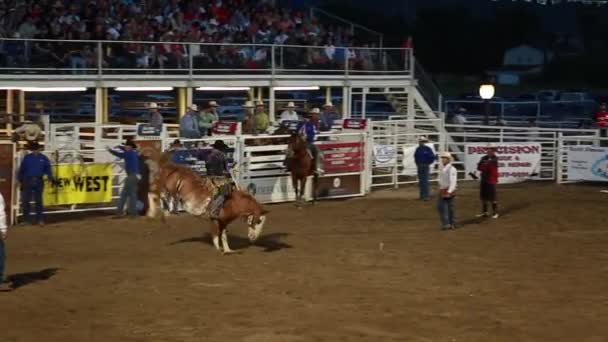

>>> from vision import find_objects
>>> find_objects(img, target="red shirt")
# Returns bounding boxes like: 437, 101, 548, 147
477, 155, 499, 184
595, 110, 608, 127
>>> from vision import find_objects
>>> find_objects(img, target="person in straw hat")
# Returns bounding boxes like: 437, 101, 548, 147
180, 104, 201, 139
437, 151, 457, 230
254, 100, 270, 134
17, 142, 54, 226
241, 101, 255, 134
279, 101, 300, 123
414, 136, 435, 201
319, 101, 339, 132
148, 102, 163, 129
12, 119, 42, 144
198, 100, 219, 137
476, 143, 500, 219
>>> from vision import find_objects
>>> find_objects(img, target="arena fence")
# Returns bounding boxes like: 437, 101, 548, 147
556, 134, 608, 184
7, 119, 603, 223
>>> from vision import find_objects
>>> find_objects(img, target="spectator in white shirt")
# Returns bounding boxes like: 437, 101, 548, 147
437, 152, 458, 230
279, 102, 300, 123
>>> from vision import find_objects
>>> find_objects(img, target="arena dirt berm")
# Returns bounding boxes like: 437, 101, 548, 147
1, 182, 607, 341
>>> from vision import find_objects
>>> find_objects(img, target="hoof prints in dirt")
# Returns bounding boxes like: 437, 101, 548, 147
171, 233, 292, 252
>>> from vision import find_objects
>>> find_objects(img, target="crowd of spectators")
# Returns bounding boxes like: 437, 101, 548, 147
0, 0, 389, 71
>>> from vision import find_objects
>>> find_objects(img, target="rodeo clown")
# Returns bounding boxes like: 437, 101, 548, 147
476, 143, 500, 219
207, 140, 233, 220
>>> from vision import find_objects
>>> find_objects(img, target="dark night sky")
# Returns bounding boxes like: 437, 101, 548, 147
309, 0, 606, 34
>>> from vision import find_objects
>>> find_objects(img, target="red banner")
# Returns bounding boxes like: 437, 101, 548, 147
212, 121, 238, 135
342, 118, 368, 130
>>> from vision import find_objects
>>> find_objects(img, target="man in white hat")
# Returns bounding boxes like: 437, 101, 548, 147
13, 120, 42, 144
414, 136, 435, 201
292, 108, 323, 174
148, 102, 163, 129
241, 101, 255, 134
198, 101, 219, 137
437, 151, 457, 230
254, 101, 270, 134
319, 101, 338, 132
180, 104, 201, 139
279, 102, 299, 123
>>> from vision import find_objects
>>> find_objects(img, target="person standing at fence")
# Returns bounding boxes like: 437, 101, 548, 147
107, 141, 140, 218
207, 140, 231, 220
414, 136, 435, 201
254, 101, 270, 134
241, 101, 255, 134
437, 152, 457, 230
0, 192, 10, 292
199, 101, 219, 137
148, 102, 163, 129
180, 104, 201, 139
476, 144, 500, 219
280, 102, 299, 123
18, 142, 53, 226
320, 101, 339, 132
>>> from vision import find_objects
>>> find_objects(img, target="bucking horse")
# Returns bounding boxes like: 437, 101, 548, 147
145, 152, 268, 254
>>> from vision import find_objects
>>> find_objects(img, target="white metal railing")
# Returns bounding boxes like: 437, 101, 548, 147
0, 38, 413, 78
444, 99, 597, 121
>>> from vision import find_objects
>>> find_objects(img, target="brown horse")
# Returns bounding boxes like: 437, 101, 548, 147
145, 153, 269, 253
286, 133, 318, 206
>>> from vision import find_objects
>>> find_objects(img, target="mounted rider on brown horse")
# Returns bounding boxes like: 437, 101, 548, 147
284, 108, 324, 205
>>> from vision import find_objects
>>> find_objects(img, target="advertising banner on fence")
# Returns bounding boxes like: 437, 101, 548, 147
43, 163, 113, 206
465, 143, 542, 184
567, 146, 608, 182
373, 145, 397, 166
402, 143, 437, 176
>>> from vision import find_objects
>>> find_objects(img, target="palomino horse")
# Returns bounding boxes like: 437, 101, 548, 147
145, 152, 268, 253
286, 133, 318, 206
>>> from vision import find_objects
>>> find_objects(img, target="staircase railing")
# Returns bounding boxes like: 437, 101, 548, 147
414, 60, 443, 112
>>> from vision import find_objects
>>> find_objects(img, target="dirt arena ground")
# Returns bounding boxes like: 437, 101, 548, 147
1, 182, 607, 342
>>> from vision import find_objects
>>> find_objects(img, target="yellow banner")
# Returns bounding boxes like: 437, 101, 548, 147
43, 163, 113, 206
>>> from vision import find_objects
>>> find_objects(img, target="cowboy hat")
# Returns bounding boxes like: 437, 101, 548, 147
439, 152, 452, 159
208, 100, 219, 107
418, 136, 429, 142
255, 101, 264, 107
23, 123, 41, 141
285, 102, 296, 108
212, 140, 228, 151
486, 143, 497, 149
149, 102, 159, 109
188, 104, 198, 111
309, 107, 320, 114
323, 101, 334, 108
242, 101, 254, 108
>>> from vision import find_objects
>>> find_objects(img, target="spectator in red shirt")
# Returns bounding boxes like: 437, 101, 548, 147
477, 144, 499, 219
595, 103, 608, 138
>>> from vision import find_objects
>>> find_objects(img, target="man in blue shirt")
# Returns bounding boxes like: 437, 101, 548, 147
107, 141, 140, 218
295, 108, 324, 174
18, 142, 53, 226
414, 136, 436, 201
179, 104, 201, 139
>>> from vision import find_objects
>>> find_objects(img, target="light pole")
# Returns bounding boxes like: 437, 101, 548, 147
479, 84, 495, 125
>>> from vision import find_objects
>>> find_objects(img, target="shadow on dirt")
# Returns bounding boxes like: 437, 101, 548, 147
6, 268, 61, 290
170, 233, 292, 252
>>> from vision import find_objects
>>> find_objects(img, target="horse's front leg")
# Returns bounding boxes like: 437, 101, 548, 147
220, 224, 235, 254
292, 174, 300, 206
210, 220, 222, 252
